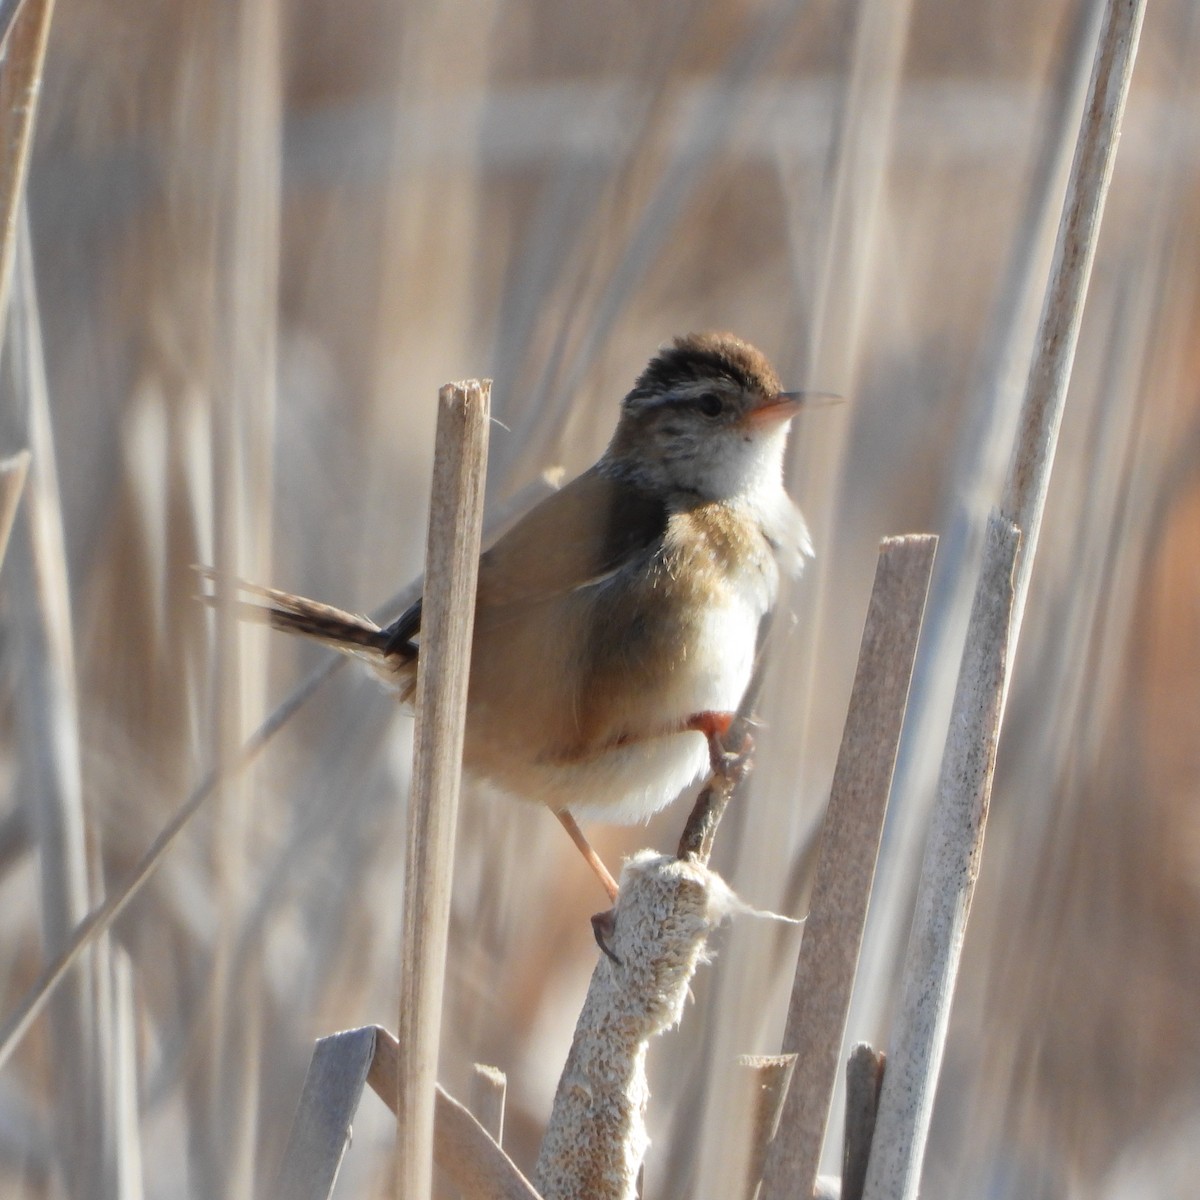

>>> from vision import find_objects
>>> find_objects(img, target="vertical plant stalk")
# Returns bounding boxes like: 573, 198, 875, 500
999, 0, 1147, 647
863, 2, 1146, 1197
204, 1, 282, 1192
0, 0, 53, 349
7, 213, 115, 1199
395, 381, 490, 1200
0, 447, 29, 569
860, 516, 1018, 1199
850, 0, 1104, 1046
758, 535, 936, 1200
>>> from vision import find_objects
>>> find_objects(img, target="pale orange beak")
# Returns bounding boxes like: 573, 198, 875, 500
745, 390, 839, 426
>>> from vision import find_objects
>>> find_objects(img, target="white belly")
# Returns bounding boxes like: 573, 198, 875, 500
486, 592, 760, 824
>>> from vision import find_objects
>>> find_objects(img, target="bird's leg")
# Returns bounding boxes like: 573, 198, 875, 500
684, 710, 755, 780
555, 809, 620, 903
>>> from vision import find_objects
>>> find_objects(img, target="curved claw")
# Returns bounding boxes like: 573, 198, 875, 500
591, 908, 621, 964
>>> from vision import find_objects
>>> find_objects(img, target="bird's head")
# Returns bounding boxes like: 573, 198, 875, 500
604, 332, 802, 502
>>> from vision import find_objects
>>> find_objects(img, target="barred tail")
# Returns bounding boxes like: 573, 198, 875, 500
196, 570, 417, 693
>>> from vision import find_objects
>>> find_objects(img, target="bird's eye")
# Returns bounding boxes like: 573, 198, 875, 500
695, 393, 724, 419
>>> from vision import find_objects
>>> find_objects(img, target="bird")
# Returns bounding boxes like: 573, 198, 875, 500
219, 332, 812, 901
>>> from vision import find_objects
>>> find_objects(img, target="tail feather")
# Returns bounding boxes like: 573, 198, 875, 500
196, 569, 417, 692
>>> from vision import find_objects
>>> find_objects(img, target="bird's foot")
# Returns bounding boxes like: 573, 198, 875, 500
686, 711, 755, 782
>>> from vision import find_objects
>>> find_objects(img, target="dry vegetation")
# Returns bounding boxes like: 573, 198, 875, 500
0, 0, 1198, 1196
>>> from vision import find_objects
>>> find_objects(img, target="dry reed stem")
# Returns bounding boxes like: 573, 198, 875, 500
7, 212, 115, 1197
862, 2, 1146, 1195
0, 656, 333, 1073
861, 515, 1018, 1199
850, 0, 1104, 1039
395, 381, 490, 1200
1000, 0, 1147, 651
0, 448, 29, 570
0, 0, 53, 349
759, 535, 936, 1200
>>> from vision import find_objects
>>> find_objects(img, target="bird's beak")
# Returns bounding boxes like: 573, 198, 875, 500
746, 390, 839, 426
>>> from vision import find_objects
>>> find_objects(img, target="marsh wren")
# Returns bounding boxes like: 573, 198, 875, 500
234, 333, 811, 899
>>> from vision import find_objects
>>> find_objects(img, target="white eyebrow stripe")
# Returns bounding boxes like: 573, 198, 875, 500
632, 379, 739, 410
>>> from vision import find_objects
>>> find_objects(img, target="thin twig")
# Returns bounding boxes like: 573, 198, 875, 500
394, 381, 490, 1200
675, 721, 753, 866
758, 535, 936, 1200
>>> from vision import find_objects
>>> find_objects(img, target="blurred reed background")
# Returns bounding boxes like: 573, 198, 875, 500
0, 0, 1198, 1196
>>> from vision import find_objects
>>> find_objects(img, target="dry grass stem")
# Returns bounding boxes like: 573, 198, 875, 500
760, 534, 936, 1200
395, 381, 491, 1200
850, 0, 1105, 1037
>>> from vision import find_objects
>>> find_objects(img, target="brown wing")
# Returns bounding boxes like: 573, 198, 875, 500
475, 465, 667, 613
463, 467, 669, 770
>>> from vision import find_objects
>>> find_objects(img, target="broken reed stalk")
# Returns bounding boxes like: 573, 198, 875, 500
842, 1045, 885, 1200
272, 1025, 539, 1200
758, 535, 936, 1200
734, 1055, 795, 1200
862, 2, 1146, 1196
394, 381, 490, 1200
467, 1063, 507, 1144
369, 1028, 540, 1200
